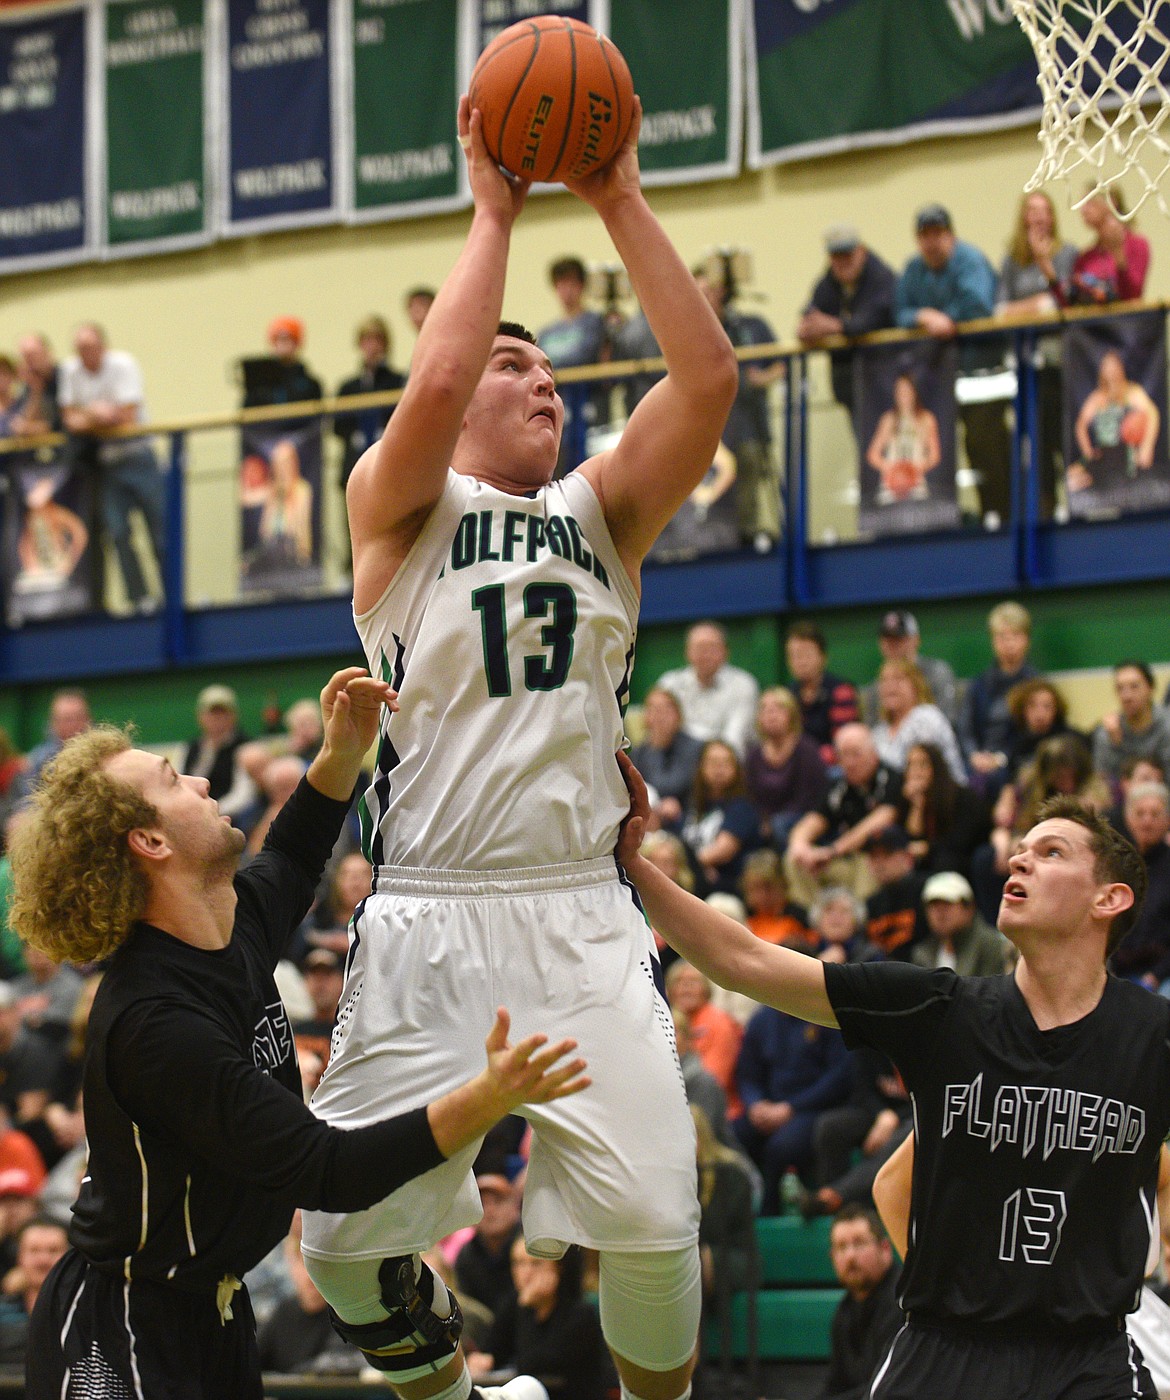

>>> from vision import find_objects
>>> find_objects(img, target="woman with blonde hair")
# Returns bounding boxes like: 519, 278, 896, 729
743, 686, 828, 850
871, 659, 966, 784
692, 1105, 756, 1305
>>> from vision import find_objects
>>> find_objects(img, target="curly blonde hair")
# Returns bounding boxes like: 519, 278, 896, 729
9, 727, 158, 965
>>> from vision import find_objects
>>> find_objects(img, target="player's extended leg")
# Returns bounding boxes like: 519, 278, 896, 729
597, 1246, 702, 1400
305, 1251, 546, 1400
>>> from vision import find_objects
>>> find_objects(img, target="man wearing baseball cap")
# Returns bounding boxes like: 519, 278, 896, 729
860, 611, 958, 726
182, 684, 255, 823
894, 205, 1010, 524
911, 871, 1010, 977
798, 224, 896, 416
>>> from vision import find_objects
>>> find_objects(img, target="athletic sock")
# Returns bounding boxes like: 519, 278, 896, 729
619, 1386, 691, 1400
427, 1363, 472, 1400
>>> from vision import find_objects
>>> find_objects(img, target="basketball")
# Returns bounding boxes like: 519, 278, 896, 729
468, 17, 634, 184
1121, 410, 1148, 446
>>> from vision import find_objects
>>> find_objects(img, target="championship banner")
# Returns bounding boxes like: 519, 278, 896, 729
1062, 310, 1170, 520
611, 0, 739, 185
349, 0, 462, 222
222, 0, 336, 234
2, 450, 95, 626
853, 340, 961, 538
477, 0, 590, 49
747, 0, 1039, 168
239, 421, 324, 595
0, 4, 88, 271
104, 0, 210, 253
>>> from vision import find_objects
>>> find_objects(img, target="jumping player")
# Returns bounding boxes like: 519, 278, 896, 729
300, 94, 738, 1400
11, 669, 588, 1400
617, 754, 1169, 1400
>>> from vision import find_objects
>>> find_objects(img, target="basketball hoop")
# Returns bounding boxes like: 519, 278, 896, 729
1011, 0, 1170, 218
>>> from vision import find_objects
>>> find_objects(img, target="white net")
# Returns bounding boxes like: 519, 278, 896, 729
1011, 0, 1170, 218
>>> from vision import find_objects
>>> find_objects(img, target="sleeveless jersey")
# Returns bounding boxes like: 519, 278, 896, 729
355, 470, 639, 871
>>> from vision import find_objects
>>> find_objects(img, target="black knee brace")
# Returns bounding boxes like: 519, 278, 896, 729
327, 1254, 464, 1376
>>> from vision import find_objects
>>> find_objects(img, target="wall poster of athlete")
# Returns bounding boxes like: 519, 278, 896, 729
1062, 310, 1170, 519
2, 452, 94, 626
238, 422, 324, 596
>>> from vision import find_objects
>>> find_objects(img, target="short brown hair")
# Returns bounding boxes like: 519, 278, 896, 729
1033, 796, 1147, 955
9, 728, 157, 964
831, 1203, 886, 1242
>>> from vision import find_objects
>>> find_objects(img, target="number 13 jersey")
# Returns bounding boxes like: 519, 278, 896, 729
355, 470, 639, 871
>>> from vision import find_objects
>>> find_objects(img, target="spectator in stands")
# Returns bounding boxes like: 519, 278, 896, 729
243, 754, 308, 858
860, 610, 958, 728
8, 334, 60, 438
862, 825, 926, 959
1108, 754, 1166, 839
404, 286, 435, 336
333, 314, 405, 494
243, 316, 323, 409
182, 683, 256, 823
694, 265, 785, 553
0, 1215, 68, 1366
680, 740, 765, 898
59, 322, 165, 614
665, 961, 743, 1105
1108, 782, 1170, 989
741, 849, 811, 949
895, 204, 1010, 523
627, 686, 704, 832
10, 943, 83, 1048
912, 871, 1010, 976
656, 620, 760, 756
1065, 184, 1150, 306
806, 1047, 913, 1221
744, 686, 829, 850
692, 1104, 756, 1309
469, 1241, 608, 1400
37, 973, 98, 1173
820, 1206, 903, 1400
0, 982, 63, 1146
537, 255, 610, 460
1093, 660, 1170, 784
639, 831, 694, 973
785, 723, 900, 906
291, 947, 344, 1091
797, 223, 897, 417
810, 886, 882, 965
733, 1002, 851, 1213
304, 851, 373, 958
0, 356, 17, 436
1002, 676, 1078, 781
0, 1168, 45, 1277
15, 688, 89, 799
959, 600, 1039, 789
894, 742, 990, 879
785, 621, 860, 767
996, 192, 1078, 515
283, 696, 324, 764
455, 1165, 522, 1323
258, 1213, 357, 1374
871, 658, 966, 784
674, 1010, 731, 1146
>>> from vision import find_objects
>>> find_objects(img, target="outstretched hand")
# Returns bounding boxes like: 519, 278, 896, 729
562, 97, 643, 213
482, 1008, 590, 1111
615, 750, 650, 869
458, 95, 530, 226
320, 667, 397, 762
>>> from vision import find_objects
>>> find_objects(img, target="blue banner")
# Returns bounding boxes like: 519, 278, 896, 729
224, 0, 335, 232
0, 5, 87, 270
477, 0, 589, 51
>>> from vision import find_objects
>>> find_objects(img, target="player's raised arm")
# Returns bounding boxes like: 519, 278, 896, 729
617, 754, 837, 1026
569, 104, 740, 576
347, 98, 530, 610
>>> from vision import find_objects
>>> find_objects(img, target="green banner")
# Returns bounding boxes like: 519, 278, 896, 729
350, 0, 462, 219
611, 0, 738, 186
105, 0, 208, 249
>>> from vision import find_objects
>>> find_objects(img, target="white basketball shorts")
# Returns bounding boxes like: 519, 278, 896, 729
300, 857, 699, 1265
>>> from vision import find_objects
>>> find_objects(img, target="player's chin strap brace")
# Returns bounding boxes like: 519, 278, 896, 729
327, 1254, 464, 1375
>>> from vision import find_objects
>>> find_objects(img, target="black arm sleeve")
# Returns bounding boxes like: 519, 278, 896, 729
108, 1001, 445, 1213
234, 776, 355, 966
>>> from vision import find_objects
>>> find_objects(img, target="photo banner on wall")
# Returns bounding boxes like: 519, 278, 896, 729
223, 0, 336, 234
104, 0, 210, 254
477, 0, 589, 50
747, 0, 1039, 168
1062, 310, 1170, 520
611, 0, 739, 186
349, 0, 462, 222
239, 421, 324, 596
2, 451, 95, 627
853, 340, 961, 538
0, 4, 88, 272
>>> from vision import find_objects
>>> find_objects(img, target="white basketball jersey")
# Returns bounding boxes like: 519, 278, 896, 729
355, 469, 639, 871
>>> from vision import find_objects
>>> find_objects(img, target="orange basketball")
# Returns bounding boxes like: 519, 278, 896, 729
1121, 409, 1148, 446
468, 16, 634, 184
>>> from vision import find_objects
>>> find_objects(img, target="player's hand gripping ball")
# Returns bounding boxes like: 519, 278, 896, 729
469, 16, 635, 184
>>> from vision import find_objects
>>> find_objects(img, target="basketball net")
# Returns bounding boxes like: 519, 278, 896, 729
1011, 0, 1170, 218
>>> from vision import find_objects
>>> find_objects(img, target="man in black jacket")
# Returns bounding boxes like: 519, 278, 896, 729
10, 667, 587, 1400
821, 1206, 902, 1400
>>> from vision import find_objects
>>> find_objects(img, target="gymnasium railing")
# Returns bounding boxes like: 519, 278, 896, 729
0, 298, 1167, 684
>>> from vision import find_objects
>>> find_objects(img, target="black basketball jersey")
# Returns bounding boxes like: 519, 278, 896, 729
824, 961, 1170, 1329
